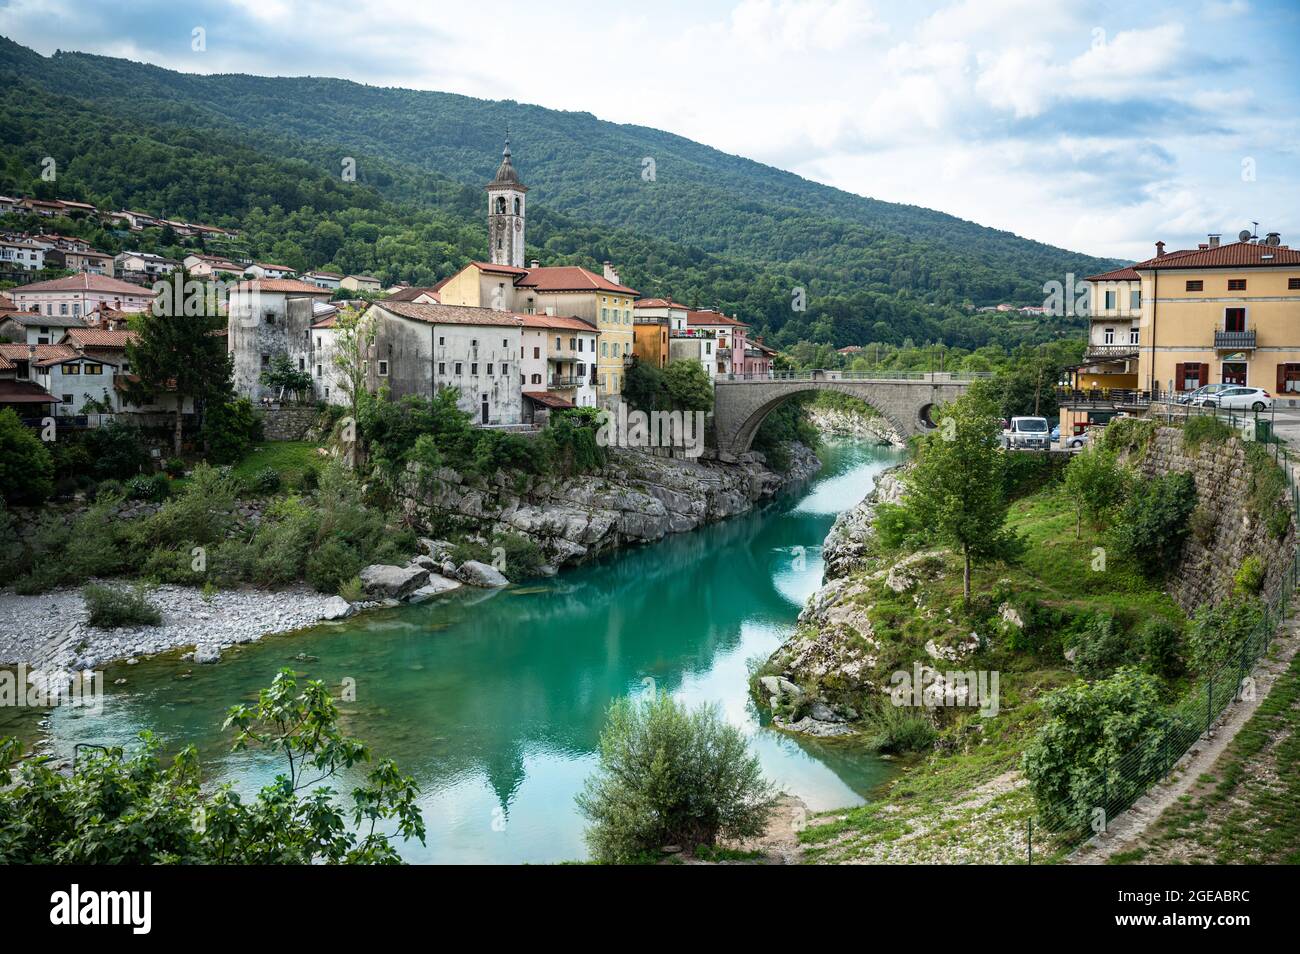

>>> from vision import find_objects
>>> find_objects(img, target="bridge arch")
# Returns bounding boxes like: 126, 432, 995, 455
710, 374, 977, 459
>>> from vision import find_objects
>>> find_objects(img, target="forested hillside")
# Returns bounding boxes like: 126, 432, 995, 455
0, 37, 1118, 350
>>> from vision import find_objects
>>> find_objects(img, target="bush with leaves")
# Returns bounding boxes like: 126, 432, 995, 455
576, 692, 776, 863
1061, 446, 1128, 537
126, 472, 170, 502
80, 421, 150, 481
1139, 617, 1183, 679
1071, 613, 1133, 679
1185, 596, 1264, 675
83, 583, 162, 628
449, 532, 545, 583
0, 407, 54, 505
201, 397, 262, 465
0, 669, 425, 864
1106, 470, 1196, 578
1022, 667, 1168, 832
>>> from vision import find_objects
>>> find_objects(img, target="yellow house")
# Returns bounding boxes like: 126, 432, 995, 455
437, 259, 637, 406
1133, 235, 1300, 397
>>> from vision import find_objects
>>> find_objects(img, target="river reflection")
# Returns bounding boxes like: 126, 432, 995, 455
47, 441, 902, 863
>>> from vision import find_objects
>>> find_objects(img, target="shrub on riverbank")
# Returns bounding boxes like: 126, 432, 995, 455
8, 462, 414, 595
83, 583, 161, 628
577, 693, 776, 863
0, 669, 425, 863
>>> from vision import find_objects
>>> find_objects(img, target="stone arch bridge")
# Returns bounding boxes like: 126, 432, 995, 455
712, 371, 988, 459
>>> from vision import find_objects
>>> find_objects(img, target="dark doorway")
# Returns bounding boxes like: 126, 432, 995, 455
481, 396, 490, 424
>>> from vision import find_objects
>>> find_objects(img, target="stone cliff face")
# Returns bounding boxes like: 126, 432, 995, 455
1130, 427, 1295, 611
397, 443, 820, 572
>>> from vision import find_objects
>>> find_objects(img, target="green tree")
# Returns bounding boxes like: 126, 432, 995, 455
663, 360, 714, 412
260, 353, 314, 402
622, 357, 667, 411
332, 305, 375, 423
576, 692, 776, 863
0, 669, 424, 863
1061, 446, 1128, 538
0, 408, 54, 504
122, 270, 233, 454
903, 389, 1011, 604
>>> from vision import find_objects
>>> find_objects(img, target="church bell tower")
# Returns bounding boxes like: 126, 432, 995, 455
487, 139, 527, 268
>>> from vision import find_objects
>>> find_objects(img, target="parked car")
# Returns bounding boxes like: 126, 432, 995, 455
1065, 432, 1090, 449
1007, 416, 1051, 450
1050, 424, 1060, 442
1177, 383, 1233, 405
1201, 387, 1273, 411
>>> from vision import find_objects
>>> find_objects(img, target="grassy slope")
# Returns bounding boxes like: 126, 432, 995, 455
799, 478, 1184, 864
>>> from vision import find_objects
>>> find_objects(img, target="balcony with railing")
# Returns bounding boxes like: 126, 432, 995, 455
1214, 329, 1256, 350
1083, 343, 1139, 361
547, 376, 582, 389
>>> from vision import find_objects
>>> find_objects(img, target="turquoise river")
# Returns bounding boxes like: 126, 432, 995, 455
43, 440, 901, 863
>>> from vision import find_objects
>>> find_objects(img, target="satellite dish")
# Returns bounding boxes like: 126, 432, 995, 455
1239, 229, 1253, 243
1267, 233, 1282, 246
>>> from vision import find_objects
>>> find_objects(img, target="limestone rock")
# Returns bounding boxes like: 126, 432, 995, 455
320, 596, 354, 620
407, 574, 463, 602
457, 561, 509, 588
359, 564, 430, 600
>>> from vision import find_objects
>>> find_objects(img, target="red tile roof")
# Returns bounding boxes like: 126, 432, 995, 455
10, 273, 157, 296
0, 343, 78, 367
1084, 265, 1141, 282
515, 265, 638, 295
385, 285, 444, 302
522, 391, 575, 409
686, 309, 746, 327
518, 313, 597, 331
63, 327, 138, 349
1134, 240, 1300, 270
468, 261, 531, 277
373, 301, 521, 327
633, 297, 686, 309
230, 279, 334, 296
0, 380, 59, 404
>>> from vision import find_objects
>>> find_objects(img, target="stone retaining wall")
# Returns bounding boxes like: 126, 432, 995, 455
257, 405, 321, 441
1136, 427, 1295, 611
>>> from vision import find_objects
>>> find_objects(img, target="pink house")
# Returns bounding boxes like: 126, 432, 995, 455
686, 308, 750, 376
7, 273, 157, 321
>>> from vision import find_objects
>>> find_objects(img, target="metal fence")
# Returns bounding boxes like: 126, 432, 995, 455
1026, 420, 1300, 863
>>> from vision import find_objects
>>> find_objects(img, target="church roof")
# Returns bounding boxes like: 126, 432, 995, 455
487, 140, 528, 192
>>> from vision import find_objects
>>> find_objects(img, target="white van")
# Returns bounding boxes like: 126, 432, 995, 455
1007, 416, 1051, 450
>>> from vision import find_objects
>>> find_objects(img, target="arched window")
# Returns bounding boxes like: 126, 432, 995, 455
513, 197, 521, 215
495, 196, 506, 214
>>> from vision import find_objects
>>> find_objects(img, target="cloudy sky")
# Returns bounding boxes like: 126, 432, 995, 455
4, 0, 1299, 259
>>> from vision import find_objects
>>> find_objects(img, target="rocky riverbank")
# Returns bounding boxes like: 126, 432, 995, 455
1, 443, 819, 671
0, 584, 354, 672
399, 442, 820, 573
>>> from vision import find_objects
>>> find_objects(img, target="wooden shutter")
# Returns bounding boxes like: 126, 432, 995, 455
1199, 363, 1209, 386
1279, 364, 1287, 395
1174, 363, 1185, 390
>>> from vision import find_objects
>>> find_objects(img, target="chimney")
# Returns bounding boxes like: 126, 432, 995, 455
1155, 241, 1166, 258
529, 259, 540, 269
1208, 234, 1221, 248
602, 261, 619, 284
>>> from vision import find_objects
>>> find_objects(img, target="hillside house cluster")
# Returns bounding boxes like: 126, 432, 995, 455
223, 142, 772, 426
